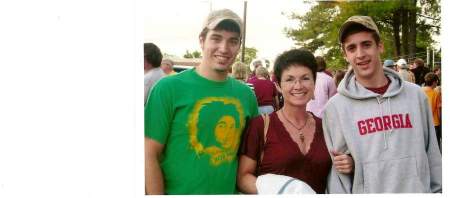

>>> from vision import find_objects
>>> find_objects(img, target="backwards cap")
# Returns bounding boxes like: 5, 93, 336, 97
339, 16, 380, 43
202, 9, 243, 36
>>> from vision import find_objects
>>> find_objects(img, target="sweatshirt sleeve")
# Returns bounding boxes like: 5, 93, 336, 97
322, 103, 353, 193
421, 94, 442, 193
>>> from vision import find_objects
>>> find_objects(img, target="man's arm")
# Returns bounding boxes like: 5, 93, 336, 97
421, 96, 442, 193
145, 137, 165, 195
322, 104, 353, 193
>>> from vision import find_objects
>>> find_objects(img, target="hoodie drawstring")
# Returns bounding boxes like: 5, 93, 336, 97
377, 96, 393, 150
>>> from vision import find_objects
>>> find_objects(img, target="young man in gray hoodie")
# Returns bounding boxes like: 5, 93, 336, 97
323, 16, 442, 193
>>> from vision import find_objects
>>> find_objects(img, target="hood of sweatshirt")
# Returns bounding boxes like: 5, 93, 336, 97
337, 67, 404, 99
337, 67, 406, 150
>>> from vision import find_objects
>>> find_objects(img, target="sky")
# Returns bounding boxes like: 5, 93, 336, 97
144, 0, 313, 62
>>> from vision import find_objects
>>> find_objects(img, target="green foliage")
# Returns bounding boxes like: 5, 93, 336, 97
183, 50, 202, 58
285, 0, 440, 71
235, 47, 258, 66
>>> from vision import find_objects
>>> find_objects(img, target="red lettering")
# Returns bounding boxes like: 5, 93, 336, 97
399, 114, 405, 128
392, 114, 401, 128
404, 114, 412, 128
374, 117, 383, 131
366, 118, 375, 133
358, 113, 413, 135
358, 120, 367, 135
383, 115, 392, 130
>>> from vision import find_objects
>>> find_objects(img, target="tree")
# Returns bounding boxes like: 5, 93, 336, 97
285, 0, 440, 70
235, 47, 258, 66
183, 50, 202, 58
192, 51, 201, 58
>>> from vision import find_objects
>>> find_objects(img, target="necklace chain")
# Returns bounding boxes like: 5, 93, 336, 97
281, 109, 309, 142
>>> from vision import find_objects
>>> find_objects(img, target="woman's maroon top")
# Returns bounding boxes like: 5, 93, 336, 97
240, 112, 332, 193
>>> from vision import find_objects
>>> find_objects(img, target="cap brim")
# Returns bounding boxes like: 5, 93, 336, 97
207, 18, 243, 36
339, 21, 360, 43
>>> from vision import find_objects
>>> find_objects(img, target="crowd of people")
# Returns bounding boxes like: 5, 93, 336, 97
382, 57, 442, 151
144, 9, 442, 195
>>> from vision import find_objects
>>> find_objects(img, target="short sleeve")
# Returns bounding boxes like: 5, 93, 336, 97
144, 79, 174, 145
248, 89, 260, 118
239, 115, 264, 161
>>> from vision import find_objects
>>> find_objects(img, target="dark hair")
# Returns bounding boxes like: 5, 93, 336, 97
199, 19, 241, 40
433, 65, 441, 73
273, 48, 317, 84
341, 24, 380, 49
414, 58, 425, 67
334, 69, 346, 87
144, 43, 162, 67
315, 56, 326, 72
424, 72, 438, 86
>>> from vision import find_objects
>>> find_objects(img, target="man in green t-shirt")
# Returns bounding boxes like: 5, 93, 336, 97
145, 9, 259, 195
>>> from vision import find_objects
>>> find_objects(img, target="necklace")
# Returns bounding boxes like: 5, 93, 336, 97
281, 109, 309, 143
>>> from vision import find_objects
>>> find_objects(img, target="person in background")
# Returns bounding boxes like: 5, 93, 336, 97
306, 56, 337, 118
270, 69, 284, 109
323, 15, 441, 193
383, 59, 397, 71
231, 62, 249, 82
160, 58, 178, 76
247, 59, 263, 82
144, 43, 165, 105
333, 69, 346, 88
249, 66, 279, 114
396, 58, 415, 83
422, 72, 441, 152
433, 65, 441, 86
432, 66, 442, 147
232, 61, 254, 90
411, 58, 430, 86
145, 9, 259, 194
238, 49, 354, 194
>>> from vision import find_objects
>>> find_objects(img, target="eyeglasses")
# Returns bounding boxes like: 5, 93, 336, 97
281, 77, 314, 86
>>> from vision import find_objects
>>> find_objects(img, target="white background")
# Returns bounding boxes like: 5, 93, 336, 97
143, 0, 311, 61
0, 0, 447, 198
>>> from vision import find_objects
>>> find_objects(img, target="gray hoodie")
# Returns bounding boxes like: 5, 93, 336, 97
323, 68, 442, 193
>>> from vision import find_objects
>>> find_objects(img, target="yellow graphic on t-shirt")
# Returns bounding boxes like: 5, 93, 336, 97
187, 97, 245, 166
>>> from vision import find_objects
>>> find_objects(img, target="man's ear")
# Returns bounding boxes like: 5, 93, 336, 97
199, 36, 205, 50
341, 50, 349, 63
340, 46, 348, 61
378, 42, 385, 54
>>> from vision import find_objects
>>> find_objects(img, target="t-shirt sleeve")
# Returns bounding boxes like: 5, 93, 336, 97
249, 90, 260, 118
239, 116, 264, 161
144, 79, 173, 145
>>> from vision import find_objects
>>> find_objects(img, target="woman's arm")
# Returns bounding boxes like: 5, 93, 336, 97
237, 155, 258, 194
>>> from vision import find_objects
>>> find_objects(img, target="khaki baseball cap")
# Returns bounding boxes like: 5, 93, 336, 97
202, 9, 243, 36
339, 16, 380, 43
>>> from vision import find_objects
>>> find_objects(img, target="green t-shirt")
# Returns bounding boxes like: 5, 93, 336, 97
145, 69, 259, 194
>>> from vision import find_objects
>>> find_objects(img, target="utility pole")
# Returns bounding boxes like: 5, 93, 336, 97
432, 49, 435, 69
241, 1, 247, 63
